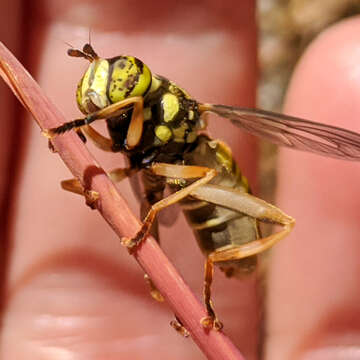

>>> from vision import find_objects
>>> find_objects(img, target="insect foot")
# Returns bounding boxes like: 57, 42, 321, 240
200, 316, 223, 331
170, 317, 190, 337
144, 274, 165, 302
84, 189, 99, 209
120, 235, 142, 253
121, 220, 152, 253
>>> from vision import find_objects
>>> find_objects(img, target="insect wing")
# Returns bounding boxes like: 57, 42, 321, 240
205, 104, 360, 161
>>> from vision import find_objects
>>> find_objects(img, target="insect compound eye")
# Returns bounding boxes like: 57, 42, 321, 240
108, 56, 152, 103
76, 59, 110, 114
76, 76, 86, 114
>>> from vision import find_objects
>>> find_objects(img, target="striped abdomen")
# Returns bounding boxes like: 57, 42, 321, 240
181, 135, 260, 277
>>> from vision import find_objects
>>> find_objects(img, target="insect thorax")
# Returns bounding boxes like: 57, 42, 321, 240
107, 75, 204, 167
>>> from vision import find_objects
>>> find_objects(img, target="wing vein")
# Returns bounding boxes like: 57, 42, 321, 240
205, 105, 360, 161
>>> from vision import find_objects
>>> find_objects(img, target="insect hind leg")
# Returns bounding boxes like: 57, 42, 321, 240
190, 183, 294, 329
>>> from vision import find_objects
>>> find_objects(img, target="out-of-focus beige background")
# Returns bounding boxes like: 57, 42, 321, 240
258, 0, 360, 203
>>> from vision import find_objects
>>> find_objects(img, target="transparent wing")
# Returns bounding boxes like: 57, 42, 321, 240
202, 104, 360, 161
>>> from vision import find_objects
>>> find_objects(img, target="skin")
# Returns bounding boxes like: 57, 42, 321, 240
0, 1, 360, 359
267, 17, 360, 360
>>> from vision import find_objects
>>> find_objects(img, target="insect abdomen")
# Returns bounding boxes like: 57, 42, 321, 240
181, 135, 260, 277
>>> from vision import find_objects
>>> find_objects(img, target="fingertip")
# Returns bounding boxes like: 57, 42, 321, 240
285, 15, 360, 131
267, 16, 360, 360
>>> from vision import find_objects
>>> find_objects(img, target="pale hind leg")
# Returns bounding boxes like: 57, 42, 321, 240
190, 184, 294, 330
120, 163, 217, 250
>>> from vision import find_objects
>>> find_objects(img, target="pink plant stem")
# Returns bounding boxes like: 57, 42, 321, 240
0, 42, 246, 360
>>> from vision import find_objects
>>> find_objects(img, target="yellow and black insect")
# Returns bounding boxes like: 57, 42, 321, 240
45, 43, 360, 330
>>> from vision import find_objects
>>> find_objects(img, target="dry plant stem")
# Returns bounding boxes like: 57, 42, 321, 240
0, 42, 246, 360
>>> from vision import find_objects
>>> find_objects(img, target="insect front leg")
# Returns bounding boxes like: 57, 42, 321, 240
43, 96, 144, 149
190, 184, 294, 329
121, 163, 216, 250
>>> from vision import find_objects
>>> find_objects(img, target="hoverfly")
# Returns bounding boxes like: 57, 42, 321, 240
45, 43, 360, 330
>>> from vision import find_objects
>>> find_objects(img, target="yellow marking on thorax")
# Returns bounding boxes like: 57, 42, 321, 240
188, 110, 194, 120
155, 125, 172, 143
144, 107, 152, 121
162, 93, 179, 122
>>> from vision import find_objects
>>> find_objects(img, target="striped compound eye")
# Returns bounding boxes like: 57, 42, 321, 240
76, 56, 152, 114
76, 59, 111, 114
107, 56, 152, 103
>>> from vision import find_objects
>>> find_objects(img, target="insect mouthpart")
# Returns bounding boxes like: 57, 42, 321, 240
83, 89, 109, 112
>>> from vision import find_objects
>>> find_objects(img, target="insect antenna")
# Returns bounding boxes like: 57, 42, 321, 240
66, 40, 98, 62
82, 43, 98, 59
63, 40, 76, 49
88, 27, 92, 46
78, 29, 99, 59
67, 47, 94, 61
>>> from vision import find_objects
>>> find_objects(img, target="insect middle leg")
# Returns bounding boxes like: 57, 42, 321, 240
121, 163, 216, 250
190, 184, 295, 330
61, 167, 137, 207
139, 170, 167, 302
59, 118, 133, 204
44, 96, 144, 149
119, 163, 216, 331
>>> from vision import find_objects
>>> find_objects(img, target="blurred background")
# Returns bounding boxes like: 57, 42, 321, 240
257, 0, 360, 203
